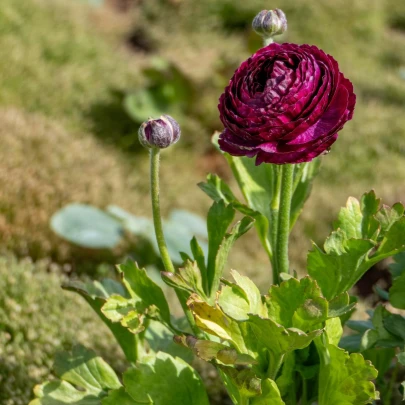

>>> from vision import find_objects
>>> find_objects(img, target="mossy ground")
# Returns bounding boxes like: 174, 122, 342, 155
0, 0, 405, 403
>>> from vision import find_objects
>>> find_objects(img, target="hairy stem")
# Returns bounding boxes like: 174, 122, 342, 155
150, 148, 199, 336
275, 164, 294, 281
270, 165, 282, 283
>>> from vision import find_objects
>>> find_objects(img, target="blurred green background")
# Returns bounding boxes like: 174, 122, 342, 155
0, 0, 405, 403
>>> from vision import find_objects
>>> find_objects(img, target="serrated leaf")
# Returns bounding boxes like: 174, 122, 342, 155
123, 352, 209, 405
63, 280, 138, 363
246, 315, 322, 377
308, 238, 375, 300
318, 344, 378, 405
308, 193, 405, 300
375, 203, 405, 239
266, 277, 328, 332
30, 345, 121, 405
117, 261, 171, 326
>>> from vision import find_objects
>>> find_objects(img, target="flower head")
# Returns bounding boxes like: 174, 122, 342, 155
138, 115, 181, 149
218, 43, 356, 165
252, 9, 287, 39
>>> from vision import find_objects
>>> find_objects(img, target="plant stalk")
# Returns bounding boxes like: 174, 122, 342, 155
150, 148, 200, 336
274, 164, 294, 281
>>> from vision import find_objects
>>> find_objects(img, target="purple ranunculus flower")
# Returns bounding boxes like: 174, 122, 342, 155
218, 43, 356, 165
138, 115, 181, 149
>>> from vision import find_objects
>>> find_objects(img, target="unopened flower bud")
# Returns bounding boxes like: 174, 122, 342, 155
138, 115, 181, 149
252, 9, 287, 38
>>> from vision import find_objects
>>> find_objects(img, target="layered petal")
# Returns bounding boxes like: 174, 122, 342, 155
218, 42, 356, 165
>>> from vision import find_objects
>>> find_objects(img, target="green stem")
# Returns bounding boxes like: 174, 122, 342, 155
270, 165, 282, 282
268, 354, 285, 381
150, 148, 200, 336
150, 148, 175, 274
275, 164, 294, 280
385, 359, 399, 404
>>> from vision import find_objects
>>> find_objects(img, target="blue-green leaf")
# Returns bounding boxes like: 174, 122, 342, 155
51, 204, 123, 249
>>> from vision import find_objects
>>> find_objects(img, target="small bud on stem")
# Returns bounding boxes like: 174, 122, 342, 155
138, 115, 181, 149
252, 9, 287, 41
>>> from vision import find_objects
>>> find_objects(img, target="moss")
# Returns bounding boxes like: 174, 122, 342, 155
0, 254, 125, 405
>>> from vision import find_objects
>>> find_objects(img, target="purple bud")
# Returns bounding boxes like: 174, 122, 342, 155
138, 115, 181, 149
252, 9, 287, 38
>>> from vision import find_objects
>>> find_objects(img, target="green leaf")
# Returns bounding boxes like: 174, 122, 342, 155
199, 173, 271, 260
375, 203, 405, 239
206, 200, 255, 297
382, 313, 405, 340
318, 344, 378, 405
363, 348, 396, 383
360, 306, 402, 351
102, 388, 136, 405
390, 272, 405, 310
246, 315, 322, 377
219, 366, 262, 403
30, 345, 121, 405
188, 294, 248, 353
308, 237, 375, 300
290, 159, 321, 228
225, 155, 275, 219
161, 260, 207, 299
325, 317, 343, 346
275, 352, 295, 397
101, 295, 145, 334
189, 294, 322, 380
251, 379, 285, 405
176, 335, 256, 365
197, 173, 237, 204
218, 270, 267, 321
266, 277, 328, 332
117, 261, 171, 326
336, 192, 380, 240
63, 279, 139, 363
206, 200, 234, 291
123, 352, 209, 405
308, 193, 405, 300
145, 320, 193, 363
51, 204, 123, 249
389, 252, 405, 279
